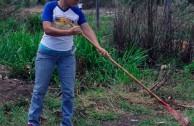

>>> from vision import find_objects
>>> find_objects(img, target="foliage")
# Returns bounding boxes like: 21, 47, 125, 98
184, 62, 194, 74
75, 33, 147, 88
0, 14, 147, 87
0, 0, 3, 6
113, 0, 194, 65
0, 0, 39, 7
0, 18, 41, 77
25, 13, 42, 33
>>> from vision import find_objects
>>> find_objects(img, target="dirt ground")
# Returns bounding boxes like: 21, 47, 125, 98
0, 65, 33, 104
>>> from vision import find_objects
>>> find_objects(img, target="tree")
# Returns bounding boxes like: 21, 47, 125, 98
163, 0, 173, 57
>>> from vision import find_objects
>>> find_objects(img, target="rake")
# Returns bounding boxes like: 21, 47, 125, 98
104, 56, 190, 126
70, 23, 191, 126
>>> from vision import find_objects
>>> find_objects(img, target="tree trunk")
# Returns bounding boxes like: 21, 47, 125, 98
147, 0, 154, 65
190, 26, 194, 62
163, 0, 171, 25
163, 0, 173, 57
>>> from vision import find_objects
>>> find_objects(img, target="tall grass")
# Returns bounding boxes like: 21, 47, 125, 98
0, 18, 41, 77
0, 14, 147, 88
74, 15, 147, 88
75, 35, 147, 87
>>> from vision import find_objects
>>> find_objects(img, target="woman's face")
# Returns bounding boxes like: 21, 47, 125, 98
65, 0, 79, 6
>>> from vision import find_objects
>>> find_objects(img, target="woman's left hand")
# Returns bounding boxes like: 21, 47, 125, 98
97, 47, 110, 57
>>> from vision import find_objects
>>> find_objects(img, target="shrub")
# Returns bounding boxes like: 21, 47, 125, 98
184, 62, 194, 74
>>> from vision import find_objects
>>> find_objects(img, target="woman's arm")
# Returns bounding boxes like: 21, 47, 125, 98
80, 22, 109, 57
42, 21, 82, 36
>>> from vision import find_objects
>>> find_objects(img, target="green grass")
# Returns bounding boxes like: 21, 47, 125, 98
174, 75, 194, 100
73, 117, 102, 126
0, 101, 29, 126
186, 109, 194, 123
0, 15, 147, 87
89, 112, 119, 121
0, 84, 193, 126
0, 18, 41, 77
119, 101, 149, 115
184, 62, 194, 74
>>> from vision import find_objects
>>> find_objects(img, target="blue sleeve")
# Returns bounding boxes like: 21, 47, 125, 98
41, 2, 57, 22
78, 11, 87, 25
71, 7, 87, 25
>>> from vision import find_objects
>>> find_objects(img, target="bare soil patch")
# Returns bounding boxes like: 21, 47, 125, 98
0, 65, 33, 104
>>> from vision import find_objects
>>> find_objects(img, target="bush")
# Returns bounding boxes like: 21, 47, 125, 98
184, 62, 194, 74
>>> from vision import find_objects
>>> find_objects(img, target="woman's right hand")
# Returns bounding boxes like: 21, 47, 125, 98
68, 26, 82, 35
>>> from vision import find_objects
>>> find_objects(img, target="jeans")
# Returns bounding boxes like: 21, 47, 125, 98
28, 46, 76, 126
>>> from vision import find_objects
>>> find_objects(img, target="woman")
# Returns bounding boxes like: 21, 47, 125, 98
28, 0, 109, 126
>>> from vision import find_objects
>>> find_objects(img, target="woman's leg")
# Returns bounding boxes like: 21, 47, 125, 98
28, 52, 56, 126
57, 54, 76, 126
